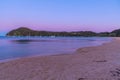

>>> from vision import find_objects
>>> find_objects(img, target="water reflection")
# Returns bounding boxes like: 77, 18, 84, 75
10, 39, 68, 44
11, 40, 39, 44
0, 37, 112, 60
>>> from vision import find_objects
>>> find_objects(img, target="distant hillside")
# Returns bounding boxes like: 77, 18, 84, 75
6, 27, 120, 37
111, 29, 120, 37
7, 27, 33, 36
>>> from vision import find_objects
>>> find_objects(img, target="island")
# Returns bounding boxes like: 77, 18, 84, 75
6, 27, 120, 37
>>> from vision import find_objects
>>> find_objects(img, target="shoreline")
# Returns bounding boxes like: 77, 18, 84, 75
0, 37, 113, 63
0, 37, 120, 80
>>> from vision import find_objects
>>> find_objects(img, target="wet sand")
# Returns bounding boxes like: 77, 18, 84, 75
0, 38, 120, 80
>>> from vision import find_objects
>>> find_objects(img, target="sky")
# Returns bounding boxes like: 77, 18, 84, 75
0, 0, 120, 36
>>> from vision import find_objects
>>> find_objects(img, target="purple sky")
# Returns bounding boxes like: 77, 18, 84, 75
0, 0, 120, 36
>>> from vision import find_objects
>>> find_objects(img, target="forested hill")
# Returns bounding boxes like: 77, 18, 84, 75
6, 27, 120, 37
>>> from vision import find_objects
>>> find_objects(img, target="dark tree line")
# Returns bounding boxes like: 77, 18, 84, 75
6, 27, 120, 37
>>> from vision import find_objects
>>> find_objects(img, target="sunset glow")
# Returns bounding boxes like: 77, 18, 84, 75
0, 0, 120, 35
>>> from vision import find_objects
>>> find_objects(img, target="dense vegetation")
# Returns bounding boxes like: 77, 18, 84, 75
6, 27, 120, 37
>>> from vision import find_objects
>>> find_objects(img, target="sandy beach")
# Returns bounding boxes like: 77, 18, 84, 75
1, 38, 120, 80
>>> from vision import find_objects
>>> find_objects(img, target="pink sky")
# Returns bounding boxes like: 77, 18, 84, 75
0, 0, 120, 36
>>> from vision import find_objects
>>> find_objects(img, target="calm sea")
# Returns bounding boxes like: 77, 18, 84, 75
0, 36, 112, 61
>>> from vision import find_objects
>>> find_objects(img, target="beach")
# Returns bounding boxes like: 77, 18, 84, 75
0, 38, 120, 80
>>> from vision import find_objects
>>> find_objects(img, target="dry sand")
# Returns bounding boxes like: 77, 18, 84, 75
1, 38, 120, 80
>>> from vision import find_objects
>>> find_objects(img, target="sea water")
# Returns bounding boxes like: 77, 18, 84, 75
0, 36, 112, 60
